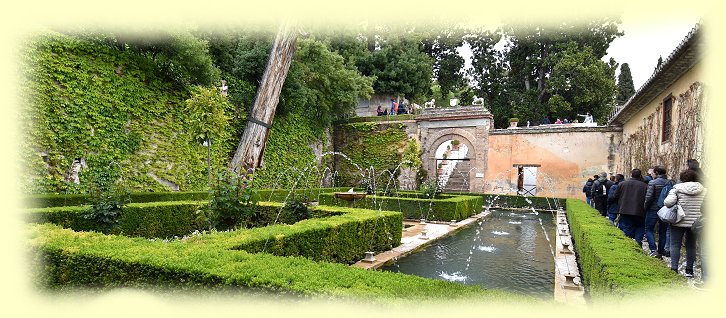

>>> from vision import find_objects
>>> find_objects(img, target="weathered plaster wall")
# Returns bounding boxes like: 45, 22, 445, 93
485, 127, 622, 199
618, 64, 705, 177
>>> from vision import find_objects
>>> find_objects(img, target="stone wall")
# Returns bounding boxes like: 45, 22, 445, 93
485, 126, 622, 199
617, 66, 705, 178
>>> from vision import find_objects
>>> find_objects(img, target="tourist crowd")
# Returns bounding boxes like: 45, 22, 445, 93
582, 159, 706, 280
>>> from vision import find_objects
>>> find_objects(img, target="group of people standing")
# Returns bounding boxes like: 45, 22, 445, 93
376, 98, 411, 116
582, 159, 706, 279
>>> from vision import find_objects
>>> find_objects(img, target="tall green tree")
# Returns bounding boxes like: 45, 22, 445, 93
355, 35, 434, 101
546, 42, 618, 123
501, 18, 622, 125
616, 63, 636, 105
466, 28, 510, 126
420, 26, 467, 98
281, 38, 375, 126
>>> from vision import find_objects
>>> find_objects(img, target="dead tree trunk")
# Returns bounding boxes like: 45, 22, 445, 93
230, 24, 297, 174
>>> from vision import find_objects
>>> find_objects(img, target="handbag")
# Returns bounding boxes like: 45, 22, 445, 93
658, 204, 685, 224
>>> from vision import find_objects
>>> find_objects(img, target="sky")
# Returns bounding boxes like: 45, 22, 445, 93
603, 16, 701, 89
457, 16, 702, 90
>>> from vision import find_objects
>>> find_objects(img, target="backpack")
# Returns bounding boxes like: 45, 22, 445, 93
592, 180, 606, 198
656, 180, 675, 208
583, 181, 592, 193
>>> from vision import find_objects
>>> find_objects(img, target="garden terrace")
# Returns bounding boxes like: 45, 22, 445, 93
27, 203, 535, 303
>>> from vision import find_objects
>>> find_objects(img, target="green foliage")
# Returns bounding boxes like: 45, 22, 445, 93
281, 38, 375, 126
251, 113, 327, 189
81, 29, 221, 86
20, 31, 235, 194
565, 199, 688, 299
282, 198, 311, 223
28, 200, 287, 238
419, 26, 468, 96
334, 121, 414, 189
466, 29, 507, 123
546, 42, 618, 122
82, 162, 130, 233
356, 37, 434, 100
419, 179, 442, 199
23, 191, 209, 208
201, 170, 259, 231
185, 86, 232, 143
29, 219, 535, 302
498, 18, 622, 126
319, 192, 482, 221
616, 63, 636, 105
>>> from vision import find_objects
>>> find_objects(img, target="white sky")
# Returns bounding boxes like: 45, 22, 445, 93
457, 17, 701, 90
603, 17, 701, 89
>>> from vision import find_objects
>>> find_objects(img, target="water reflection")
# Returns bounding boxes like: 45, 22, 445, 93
381, 209, 556, 299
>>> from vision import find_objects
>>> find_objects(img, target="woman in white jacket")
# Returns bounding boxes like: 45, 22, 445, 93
664, 169, 706, 277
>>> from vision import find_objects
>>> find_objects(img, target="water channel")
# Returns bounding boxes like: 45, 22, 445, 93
381, 209, 556, 299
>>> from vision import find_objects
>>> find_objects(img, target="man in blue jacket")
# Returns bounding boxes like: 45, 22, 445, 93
643, 166, 671, 258
607, 174, 625, 227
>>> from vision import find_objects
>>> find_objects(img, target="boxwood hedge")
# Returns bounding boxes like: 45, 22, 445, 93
317, 193, 483, 221
565, 199, 688, 299
23, 188, 349, 208
27, 209, 534, 303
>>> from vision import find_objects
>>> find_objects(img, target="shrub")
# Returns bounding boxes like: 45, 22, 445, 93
419, 179, 442, 199
201, 170, 258, 231
82, 163, 130, 233
282, 199, 311, 223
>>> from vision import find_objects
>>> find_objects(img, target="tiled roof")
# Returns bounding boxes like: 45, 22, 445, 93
608, 23, 702, 126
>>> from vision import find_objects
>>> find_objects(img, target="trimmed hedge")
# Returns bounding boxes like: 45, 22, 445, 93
565, 199, 688, 299
459, 192, 565, 210
318, 193, 483, 221
23, 188, 349, 208
29, 222, 533, 303
27, 201, 308, 239
26, 202, 398, 264
23, 192, 207, 208
200, 205, 402, 264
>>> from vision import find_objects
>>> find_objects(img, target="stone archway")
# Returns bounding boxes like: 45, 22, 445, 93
417, 106, 492, 192
422, 128, 487, 192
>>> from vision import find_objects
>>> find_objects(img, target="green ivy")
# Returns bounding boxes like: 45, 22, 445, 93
333, 121, 419, 189
19, 32, 237, 194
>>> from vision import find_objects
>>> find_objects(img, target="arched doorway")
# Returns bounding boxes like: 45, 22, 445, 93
417, 106, 493, 193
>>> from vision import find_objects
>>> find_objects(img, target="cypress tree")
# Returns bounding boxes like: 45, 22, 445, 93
616, 63, 635, 105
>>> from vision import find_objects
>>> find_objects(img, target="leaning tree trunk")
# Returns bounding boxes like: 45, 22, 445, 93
230, 23, 297, 174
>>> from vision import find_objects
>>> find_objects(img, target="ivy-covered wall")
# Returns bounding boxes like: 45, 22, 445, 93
618, 76, 705, 177
332, 121, 422, 191
19, 31, 238, 194
20, 31, 338, 195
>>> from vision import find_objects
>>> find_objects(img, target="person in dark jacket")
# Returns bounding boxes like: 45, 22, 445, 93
643, 166, 671, 257
591, 172, 614, 216
583, 178, 594, 206
613, 169, 648, 246
607, 174, 625, 226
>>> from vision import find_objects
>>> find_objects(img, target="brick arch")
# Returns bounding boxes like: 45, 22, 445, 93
421, 127, 486, 192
